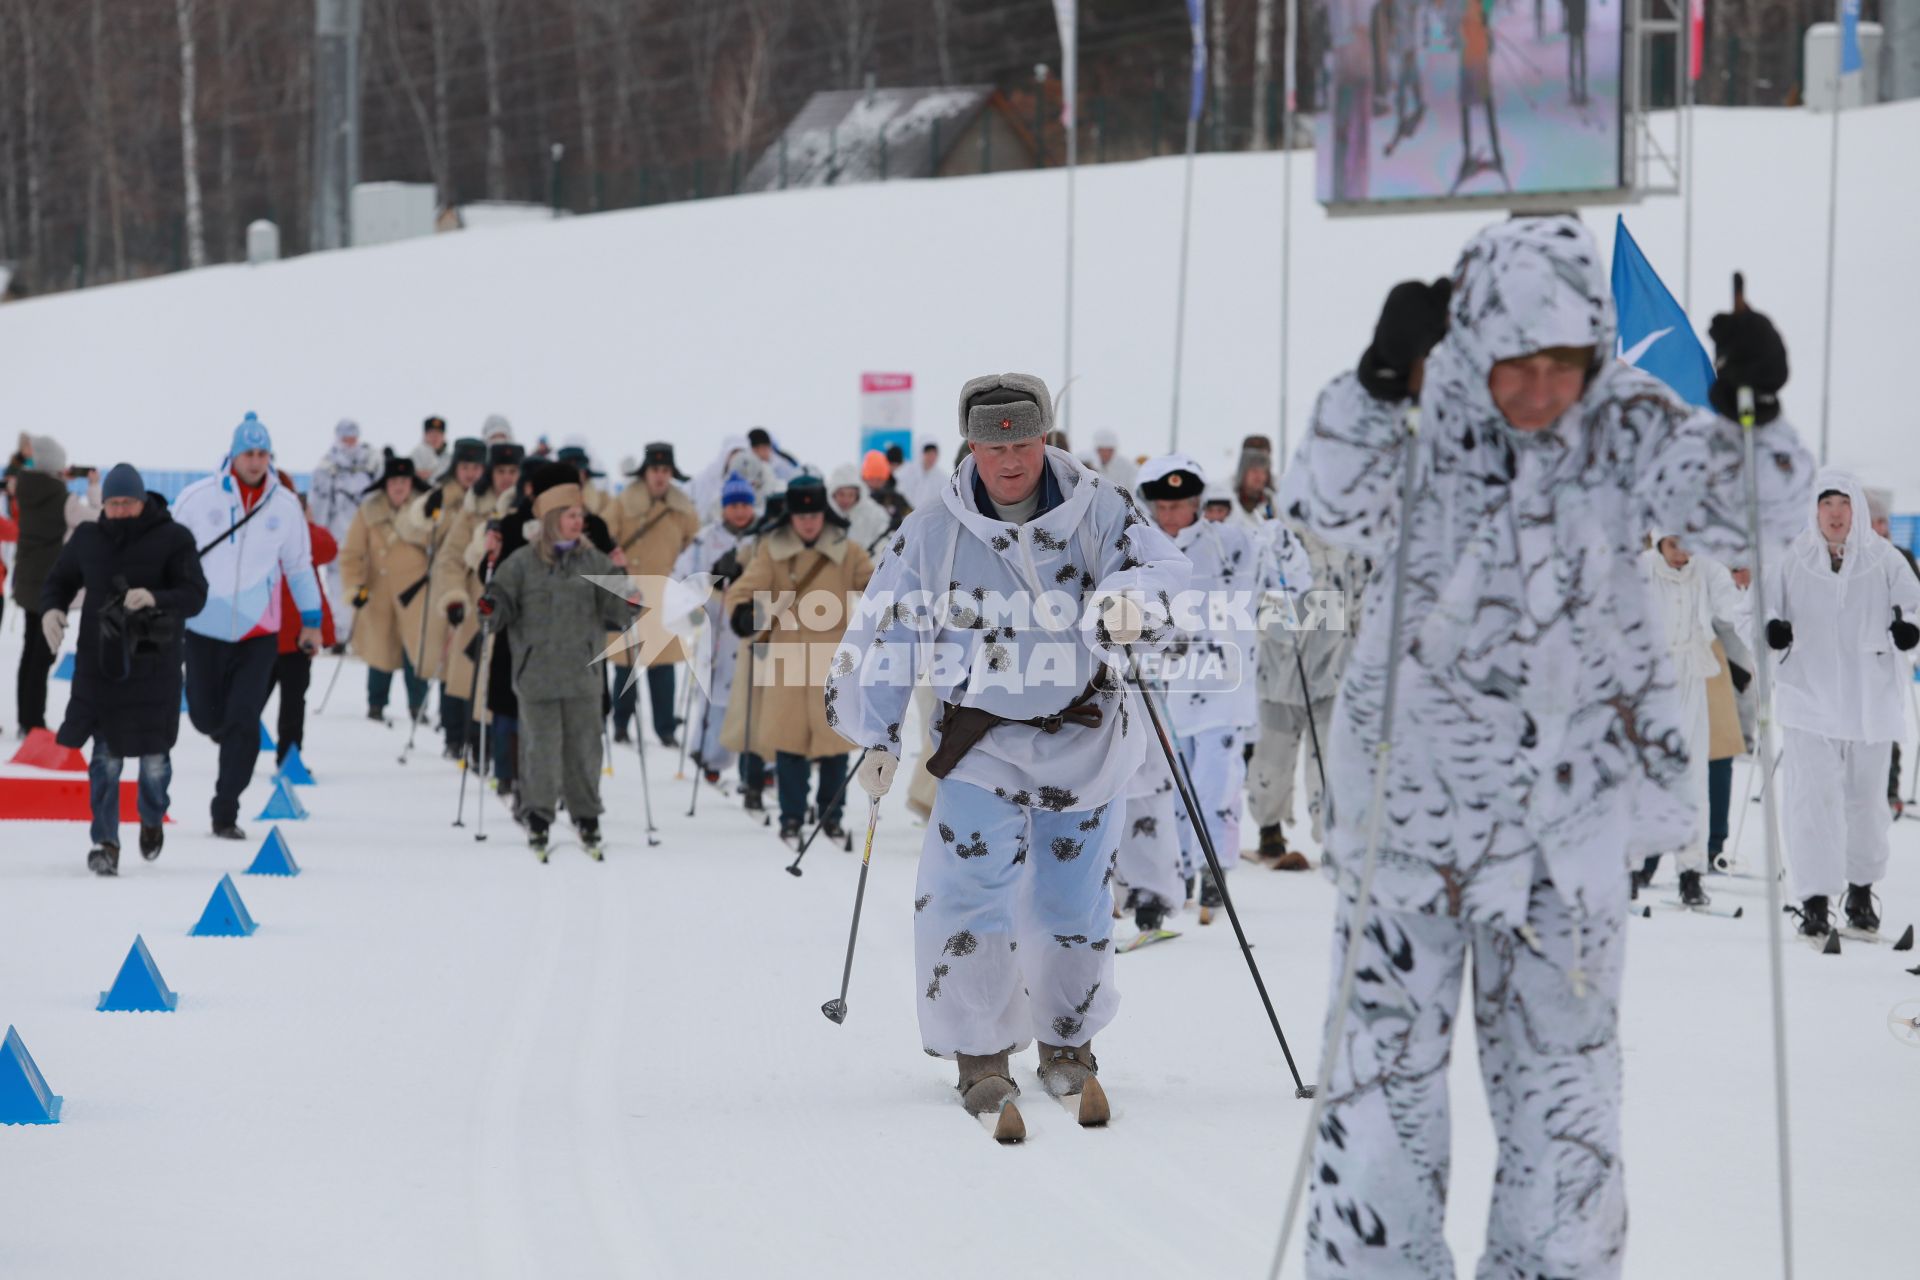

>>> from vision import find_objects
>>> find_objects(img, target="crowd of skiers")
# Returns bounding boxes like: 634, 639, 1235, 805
2, 209, 1913, 1276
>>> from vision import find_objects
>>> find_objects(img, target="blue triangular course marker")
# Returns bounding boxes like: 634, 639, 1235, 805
246, 826, 300, 877
190, 874, 258, 938
1, 1026, 63, 1124
258, 720, 275, 752
275, 744, 315, 786
54, 652, 75, 681
255, 778, 309, 821
97, 935, 180, 1011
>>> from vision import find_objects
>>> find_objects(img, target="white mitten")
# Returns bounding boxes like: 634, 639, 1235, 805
856, 749, 899, 801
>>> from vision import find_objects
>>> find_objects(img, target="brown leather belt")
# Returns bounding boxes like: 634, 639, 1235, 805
926, 677, 1104, 779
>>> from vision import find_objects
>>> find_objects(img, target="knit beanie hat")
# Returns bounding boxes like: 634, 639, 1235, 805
860, 450, 891, 487
230, 411, 273, 458
721, 472, 757, 508
102, 463, 145, 502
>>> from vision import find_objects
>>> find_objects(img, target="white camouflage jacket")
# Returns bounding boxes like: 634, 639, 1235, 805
1278, 216, 1814, 926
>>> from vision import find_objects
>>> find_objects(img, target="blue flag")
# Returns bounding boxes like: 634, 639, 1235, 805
1841, 0, 1862, 75
1610, 216, 1714, 408
1187, 1, 1208, 122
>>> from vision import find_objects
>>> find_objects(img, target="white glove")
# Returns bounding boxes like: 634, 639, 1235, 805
855, 749, 899, 801
41, 609, 67, 653
1096, 592, 1146, 646
124, 587, 156, 612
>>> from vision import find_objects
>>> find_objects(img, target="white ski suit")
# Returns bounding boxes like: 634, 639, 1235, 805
673, 516, 761, 774
308, 439, 380, 640
828, 463, 894, 556
1768, 468, 1920, 901
1279, 216, 1813, 1278
1637, 543, 1746, 873
1250, 521, 1354, 842
827, 447, 1188, 1057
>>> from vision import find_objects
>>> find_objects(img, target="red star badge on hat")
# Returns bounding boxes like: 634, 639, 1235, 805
1000, 417, 1012, 431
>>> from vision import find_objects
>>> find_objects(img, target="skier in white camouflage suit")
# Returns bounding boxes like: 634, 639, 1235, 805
1280, 215, 1812, 1277
673, 471, 761, 786
1127, 453, 1306, 927
828, 372, 1187, 1127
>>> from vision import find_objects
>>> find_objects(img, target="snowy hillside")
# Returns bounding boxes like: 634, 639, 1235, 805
1, 103, 1915, 495
2, 628, 1917, 1276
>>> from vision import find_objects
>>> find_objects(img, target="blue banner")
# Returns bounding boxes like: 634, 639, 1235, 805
1842, 0, 1863, 75
1610, 216, 1714, 408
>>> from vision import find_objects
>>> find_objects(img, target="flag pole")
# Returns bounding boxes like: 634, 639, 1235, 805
1170, 4, 1205, 452
1278, 0, 1298, 461
1818, 0, 1846, 466
1058, 4, 1079, 441
1681, 3, 1695, 315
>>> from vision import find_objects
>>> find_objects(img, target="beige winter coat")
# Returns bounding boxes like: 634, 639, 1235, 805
433, 484, 517, 701
721, 523, 873, 761
339, 492, 418, 675
391, 478, 474, 683
610, 481, 700, 668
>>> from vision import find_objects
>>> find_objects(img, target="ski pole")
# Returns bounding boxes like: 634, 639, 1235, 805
398, 506, 446, 765
787, 749, 867, 877
315, 646, 347, 715
453, 619, 490, 828
674, 666, 694, 779
687, 631, 720, 818
632, 663, 660, 846
1270, 404, 1421, 1279
821, 798, 881, 1025
1906, 679, 1920, 807
1132, 669, 1312, 1098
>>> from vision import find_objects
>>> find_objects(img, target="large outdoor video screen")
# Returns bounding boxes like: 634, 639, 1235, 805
1313, 0, 1623, 206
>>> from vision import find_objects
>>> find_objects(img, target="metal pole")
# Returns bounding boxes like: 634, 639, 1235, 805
1063, 82, 1077, 439
1682, 15, 1694, 315
1818, 1, 1843, 466
1278, 0, 1298, 459
1170, 114, 1199, 452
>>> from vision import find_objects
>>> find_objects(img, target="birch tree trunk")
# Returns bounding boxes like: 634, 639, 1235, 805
1252, 0, 1276, 149
176, 0, 207, 268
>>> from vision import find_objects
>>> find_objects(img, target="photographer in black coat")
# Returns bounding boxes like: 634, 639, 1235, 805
40, 464, 208, 876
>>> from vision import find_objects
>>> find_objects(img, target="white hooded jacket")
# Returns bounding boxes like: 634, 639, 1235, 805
828, 447, 1189, 812
1278, 215, 1814, 926
828, 463, 894, 555
1767, 467, 1920, 743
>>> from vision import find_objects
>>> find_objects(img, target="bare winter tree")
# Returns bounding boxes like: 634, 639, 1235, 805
175, 0, 206, 267
1209, 0, 1231, 148
930, 0, 955, 85
813, 0, 878, 90
715, 0, 794, 164
466, 0, 511, 199
1251, 0, 1275, 149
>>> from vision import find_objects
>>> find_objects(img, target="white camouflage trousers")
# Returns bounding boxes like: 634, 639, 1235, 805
1249, 698, 1332, 837
1176, 726, 1246, 875
1306, 871, 1627, 1279
914, 780, 1121, 1057
1116, 745, 1184, 912
1782, 728, 1892, 900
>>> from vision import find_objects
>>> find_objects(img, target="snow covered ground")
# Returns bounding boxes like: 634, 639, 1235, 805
0, 101, 1915, 498
2, 612, 1917, 1277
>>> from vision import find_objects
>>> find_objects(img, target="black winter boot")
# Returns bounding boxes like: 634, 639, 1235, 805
1797, 895, 1831, 938
87, 843, 120, 876
213, 822, 246, 841
139, 823, 164, 860
1678, 869, 1709, 907
1134, 898, 1168, 933
1844, 883, 1880, 933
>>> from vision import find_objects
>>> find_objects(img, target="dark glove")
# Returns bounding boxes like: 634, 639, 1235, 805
1893, 612, 1919, 652
711, 549, 743, 584
351, 585, 370, 609
1707, 308, 1788, 425
1765, 619, 1793, 651
1357, 278, 1453, 403
446, 601, 466, 627
1727, 662, 1751, 694
730, 601, 757, 638
477, 595, 497, 619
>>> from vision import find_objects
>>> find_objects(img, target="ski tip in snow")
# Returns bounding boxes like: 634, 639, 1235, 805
1895, 924, 1915, 952
1823, 929, 1843, 956
991, 1101, 1025, 1144
1120, 929, 1180, 953
1640, 905, 1652, 919
1076, 1076, 1110, 1128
